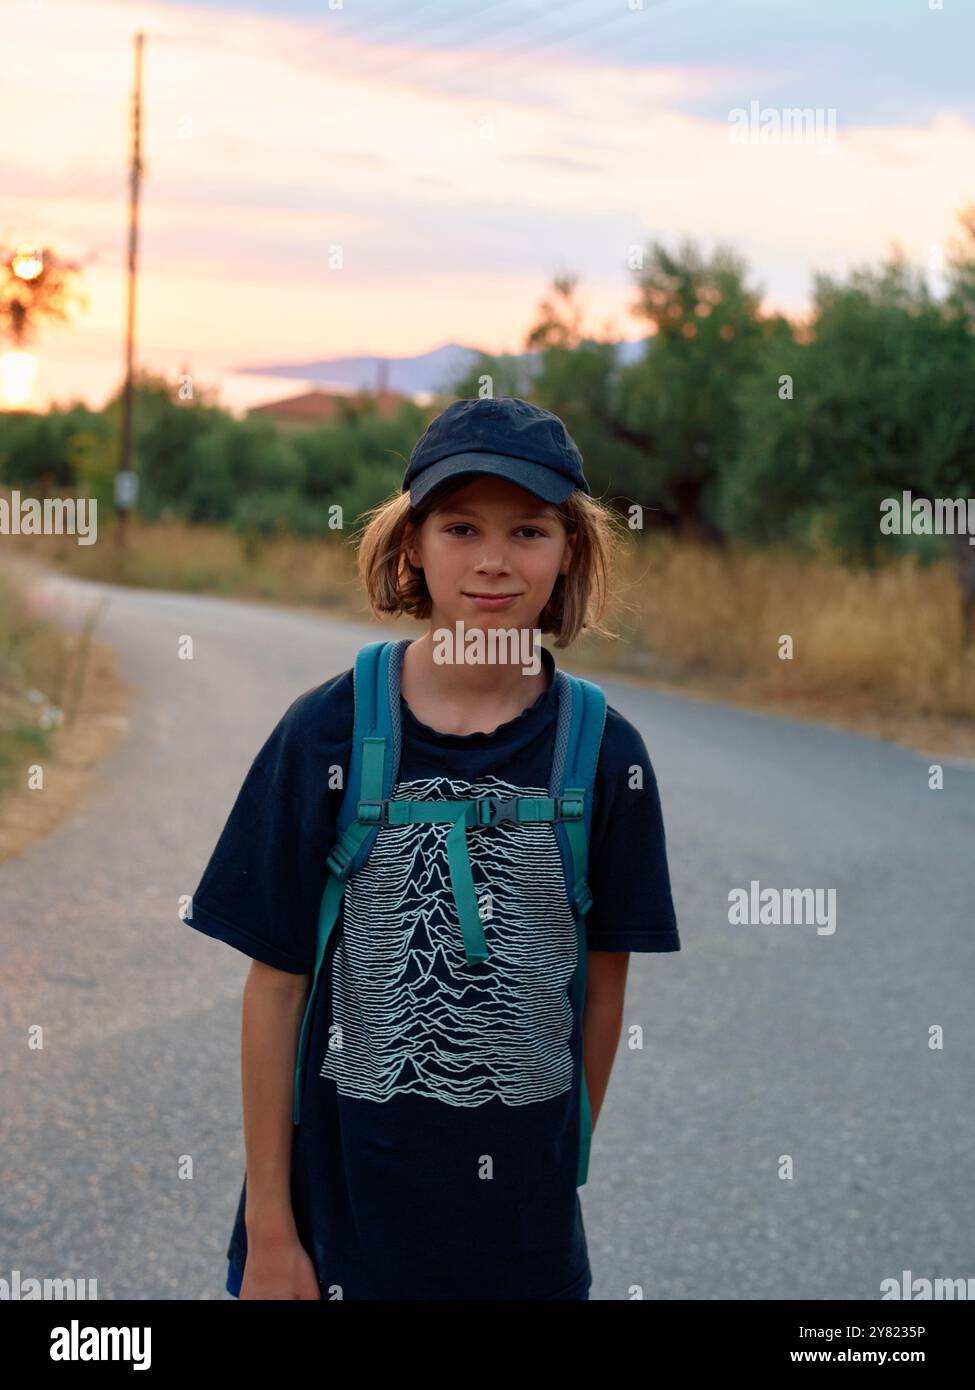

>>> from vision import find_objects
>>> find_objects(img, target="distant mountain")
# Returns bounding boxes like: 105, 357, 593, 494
239, 338, 649, 397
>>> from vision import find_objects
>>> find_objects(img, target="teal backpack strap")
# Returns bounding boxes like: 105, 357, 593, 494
292, 639, 401, 1124
293, 638, 609, 1183
551, 670, 607, 1187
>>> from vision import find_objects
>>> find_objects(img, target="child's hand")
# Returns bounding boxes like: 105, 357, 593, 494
239, 1239, 322, 1300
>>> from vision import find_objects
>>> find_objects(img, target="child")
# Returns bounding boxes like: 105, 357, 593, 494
187, 396, 680, 1300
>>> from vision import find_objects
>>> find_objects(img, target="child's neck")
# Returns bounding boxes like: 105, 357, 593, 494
400, 633, 550, 738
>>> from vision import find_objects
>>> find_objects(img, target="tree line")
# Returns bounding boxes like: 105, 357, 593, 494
2, 209, 973, 630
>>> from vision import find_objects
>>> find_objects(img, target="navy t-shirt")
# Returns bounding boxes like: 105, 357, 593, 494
187, 641, 679, 1300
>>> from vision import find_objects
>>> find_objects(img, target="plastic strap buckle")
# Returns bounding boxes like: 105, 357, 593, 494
557, 795, 584, 821
356, 799, 387, 826
474, 796, 520, 828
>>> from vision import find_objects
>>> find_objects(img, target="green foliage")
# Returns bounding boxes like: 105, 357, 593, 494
449, 350, 534, 402
616, 237, 794, 535
0, 402, 107, 495
0, 370, 434, 539
2, 208, 974, 579
292, 407, 425, 527
719, 252, 975, 563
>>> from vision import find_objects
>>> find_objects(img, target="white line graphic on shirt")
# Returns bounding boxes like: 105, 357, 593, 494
319, 775, 578, 1106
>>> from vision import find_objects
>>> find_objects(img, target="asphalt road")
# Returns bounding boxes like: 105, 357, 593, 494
1, 570, 973, 1300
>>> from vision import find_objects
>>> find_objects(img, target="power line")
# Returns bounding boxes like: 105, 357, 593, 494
440, 0, 710, 98
434, 1, 640, 97
346, 0, 703, 101
21, 0, 713, 237
262, 0, 476, 75
332, 0, 459, 50
348, 0, 589, 85
352, 0, 598, 87
118, 6, 517, 121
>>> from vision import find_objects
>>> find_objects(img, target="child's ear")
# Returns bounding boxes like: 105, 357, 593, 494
559, 531, 577, 574
402, 522, 420, 570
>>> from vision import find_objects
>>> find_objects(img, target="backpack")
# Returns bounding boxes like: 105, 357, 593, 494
292, 637, 607, 1187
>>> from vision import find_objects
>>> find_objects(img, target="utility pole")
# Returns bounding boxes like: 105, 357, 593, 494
115, 31, 144, 547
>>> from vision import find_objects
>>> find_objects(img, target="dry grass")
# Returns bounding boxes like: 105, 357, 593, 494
5, 513, 371, 614
592, 536, 975, 720
0, 565, 67, 788
4, 510, 973, 756
0, 560, 132, 861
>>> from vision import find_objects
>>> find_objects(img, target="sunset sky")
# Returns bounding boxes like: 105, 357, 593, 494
2, 0, 973, 414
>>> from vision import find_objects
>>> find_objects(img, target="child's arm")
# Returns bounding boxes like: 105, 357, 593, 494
581, 950, 630, 1132
238, 960, 321, 1300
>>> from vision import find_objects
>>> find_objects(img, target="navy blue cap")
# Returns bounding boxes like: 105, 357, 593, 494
404, 396, 590, 507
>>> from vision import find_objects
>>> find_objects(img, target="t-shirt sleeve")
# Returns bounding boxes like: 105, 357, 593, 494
185, 679, 349, 975
584, 706, 680, 953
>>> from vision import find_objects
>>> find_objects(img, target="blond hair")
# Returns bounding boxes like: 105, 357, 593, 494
351, 479, 626, 646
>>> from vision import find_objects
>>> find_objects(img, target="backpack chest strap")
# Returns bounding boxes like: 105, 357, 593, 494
372, 793, 583, 828
326, 792, 587, 968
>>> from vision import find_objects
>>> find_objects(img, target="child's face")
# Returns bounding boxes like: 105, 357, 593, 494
405, 474, 576, 636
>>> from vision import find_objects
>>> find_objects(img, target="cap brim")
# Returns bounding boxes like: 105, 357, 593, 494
409, 452, 576, 507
